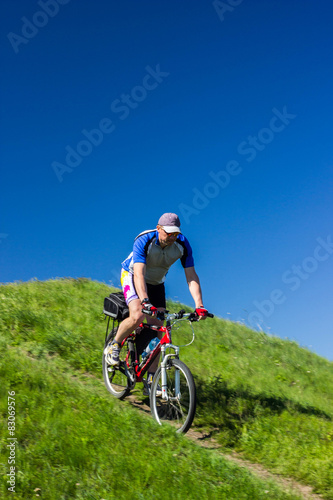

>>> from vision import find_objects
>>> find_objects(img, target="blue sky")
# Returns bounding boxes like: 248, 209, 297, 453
1, 0, 332, 360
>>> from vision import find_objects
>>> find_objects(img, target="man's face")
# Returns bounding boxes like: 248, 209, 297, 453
157, 225, 179, 247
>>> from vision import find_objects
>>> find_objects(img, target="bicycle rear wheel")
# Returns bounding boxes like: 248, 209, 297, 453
150, 358, 196, 433
102, 329, 131, 399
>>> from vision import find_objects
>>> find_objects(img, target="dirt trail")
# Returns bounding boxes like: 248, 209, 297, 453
31, 351, 325, 500
126, 392, 324, 500
74, 366, 324, 500
185, 428, 324, 500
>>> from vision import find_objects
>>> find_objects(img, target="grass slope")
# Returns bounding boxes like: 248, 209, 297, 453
1, 278, 332, 499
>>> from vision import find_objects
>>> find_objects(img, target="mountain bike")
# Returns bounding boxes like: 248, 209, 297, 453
102, 308, 214, 434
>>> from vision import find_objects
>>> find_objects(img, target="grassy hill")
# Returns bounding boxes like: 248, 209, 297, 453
1, 278, 332, 499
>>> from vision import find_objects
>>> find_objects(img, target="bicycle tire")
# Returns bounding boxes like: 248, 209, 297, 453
150, 358, 196, 434
102, 329, 131, 400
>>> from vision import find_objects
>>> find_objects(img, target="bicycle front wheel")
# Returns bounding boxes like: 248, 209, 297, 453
150, 358, 196, 433
102, 330, 131, 400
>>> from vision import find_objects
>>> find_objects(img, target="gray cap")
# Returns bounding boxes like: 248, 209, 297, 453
158, 213, 181, 233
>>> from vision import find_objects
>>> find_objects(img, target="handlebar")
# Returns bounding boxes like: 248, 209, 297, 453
142, 308, 214, 322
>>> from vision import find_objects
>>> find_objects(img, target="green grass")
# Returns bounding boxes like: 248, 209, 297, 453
0, 339, 300, 499
1, 278, 332, 499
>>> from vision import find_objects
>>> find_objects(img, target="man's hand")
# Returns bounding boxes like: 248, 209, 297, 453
141, 298, 157, 316
195, 307, 208, 320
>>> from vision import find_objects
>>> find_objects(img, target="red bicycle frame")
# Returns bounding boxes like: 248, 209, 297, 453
121, 322, 172, 382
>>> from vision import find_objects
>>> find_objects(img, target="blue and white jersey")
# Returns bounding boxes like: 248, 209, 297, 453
121, 229, 194, 285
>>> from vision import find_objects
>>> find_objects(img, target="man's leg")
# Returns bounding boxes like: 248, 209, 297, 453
105, 299, 145, 366
114, 299, 145, 344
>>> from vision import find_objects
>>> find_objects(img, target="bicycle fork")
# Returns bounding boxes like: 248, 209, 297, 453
160, 344, 180, 400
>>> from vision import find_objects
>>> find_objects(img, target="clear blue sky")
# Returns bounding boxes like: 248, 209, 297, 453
1, 0, 332, 360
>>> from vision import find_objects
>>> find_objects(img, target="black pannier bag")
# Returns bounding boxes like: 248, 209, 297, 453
103, 292, 129, 321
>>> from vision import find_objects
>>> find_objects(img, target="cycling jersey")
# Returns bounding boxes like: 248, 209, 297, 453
121, 229, 194, 285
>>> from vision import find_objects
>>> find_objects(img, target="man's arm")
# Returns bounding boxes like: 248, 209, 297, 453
184, 266, 204, 308
133, 262, 148, 303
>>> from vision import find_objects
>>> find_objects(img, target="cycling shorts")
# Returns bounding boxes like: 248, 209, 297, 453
120, 269, 166, 308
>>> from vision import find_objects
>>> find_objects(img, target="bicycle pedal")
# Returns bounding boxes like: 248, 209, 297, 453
108, 366, 118, 372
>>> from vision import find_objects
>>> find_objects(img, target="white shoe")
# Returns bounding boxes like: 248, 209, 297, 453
104, 341, 121, 366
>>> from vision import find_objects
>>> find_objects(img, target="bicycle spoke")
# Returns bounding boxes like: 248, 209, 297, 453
150, 359, 196, 433
102, 330, 132, 399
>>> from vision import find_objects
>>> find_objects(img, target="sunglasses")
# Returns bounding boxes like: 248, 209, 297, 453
162, 228, 179, 237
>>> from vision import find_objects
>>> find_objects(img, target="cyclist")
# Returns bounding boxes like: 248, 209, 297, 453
104, 213, 208, 390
